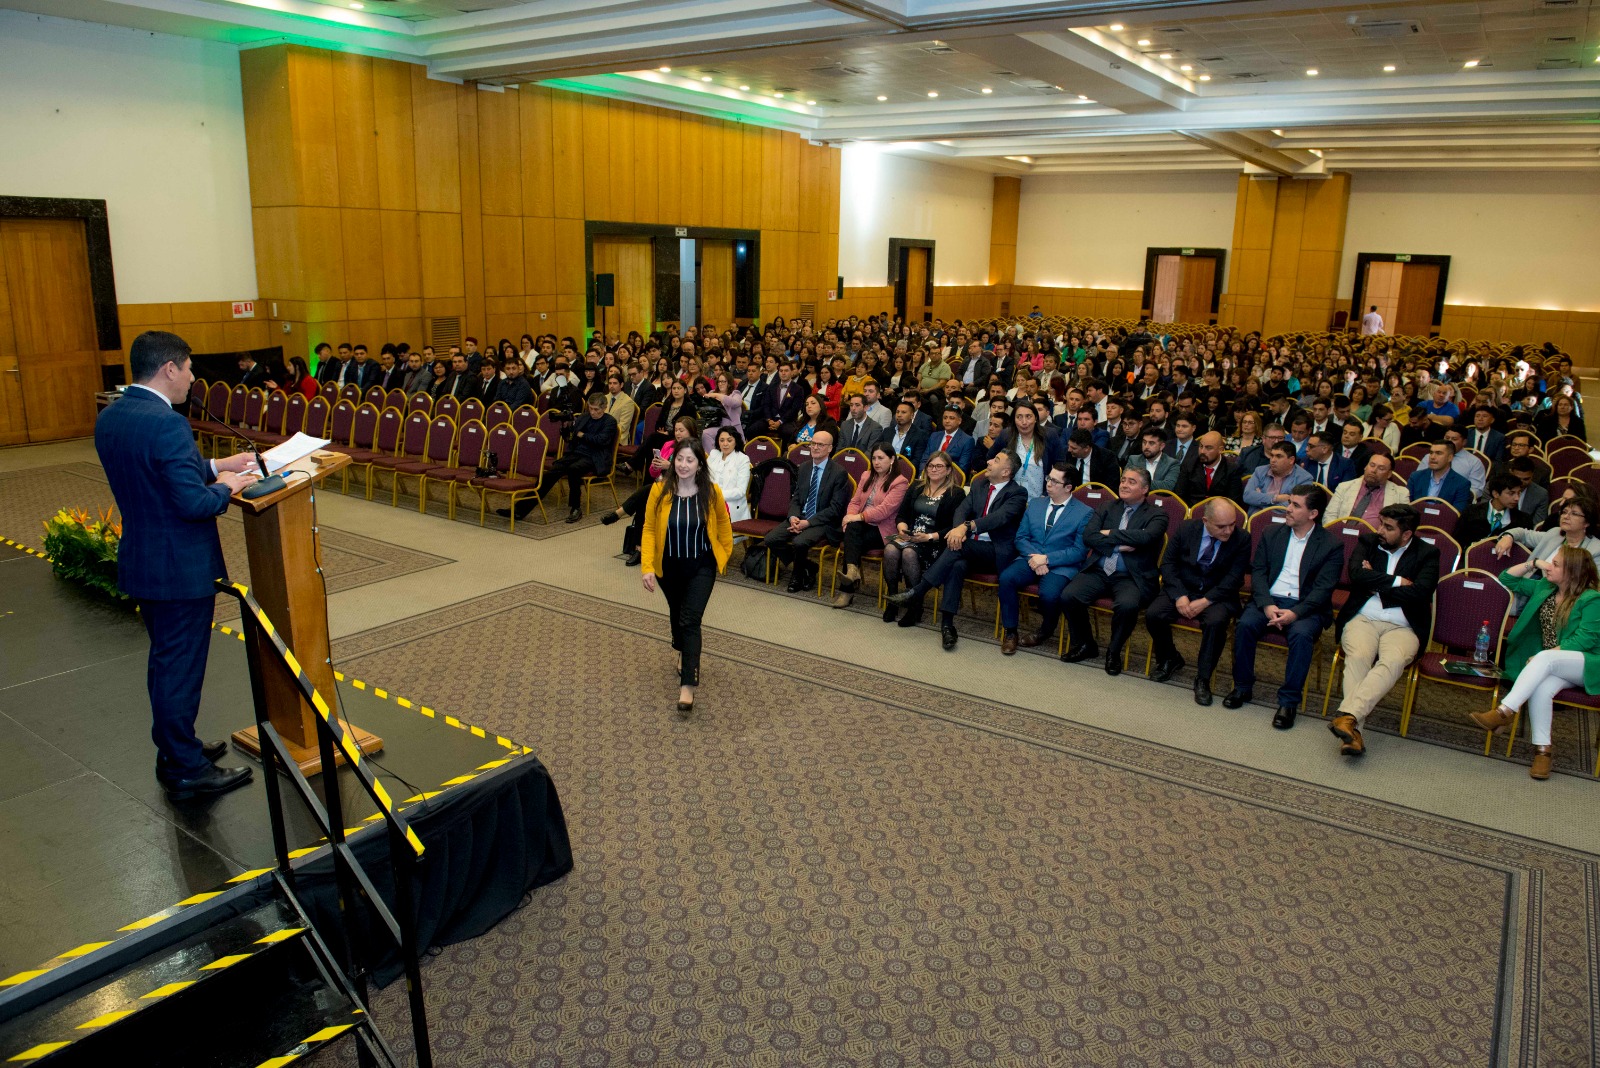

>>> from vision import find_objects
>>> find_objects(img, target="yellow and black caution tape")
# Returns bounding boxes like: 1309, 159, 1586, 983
332, 670, 534, 757
0, 536, 48, 560
252, 1013, 363, 1068
222, 582, 424, 858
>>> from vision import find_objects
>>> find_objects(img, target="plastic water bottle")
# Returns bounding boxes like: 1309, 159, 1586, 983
1474, 621, 1492, 665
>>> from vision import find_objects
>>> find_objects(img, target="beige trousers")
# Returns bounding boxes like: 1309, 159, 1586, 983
1338, 616, 1419, 724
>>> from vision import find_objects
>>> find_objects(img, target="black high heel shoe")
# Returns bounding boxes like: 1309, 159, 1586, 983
601, 510, 621, 526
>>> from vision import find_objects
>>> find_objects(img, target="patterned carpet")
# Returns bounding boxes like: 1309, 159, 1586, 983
707, 545, 1600, 778
0, 463, 451, 620
328, 580, 1599, 1067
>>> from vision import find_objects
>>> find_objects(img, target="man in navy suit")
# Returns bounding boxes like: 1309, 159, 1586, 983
1060, 467, 1170, 675
920, 404, 976, 473
1406, 440, 1473, 511
1300, 430, 1354, 491
1464, 406, 1505, 463
1000, 461, 1092, 654
95, 331, 258, 801
1145, 501, 1250, 705
887, 450, 1028, 650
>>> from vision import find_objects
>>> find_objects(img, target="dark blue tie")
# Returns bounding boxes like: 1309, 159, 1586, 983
804, 467, 822, 517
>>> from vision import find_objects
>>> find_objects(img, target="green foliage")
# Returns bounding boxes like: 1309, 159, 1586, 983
41, 507, 129, 604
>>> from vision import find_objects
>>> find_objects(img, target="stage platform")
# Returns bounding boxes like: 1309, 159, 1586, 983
0, 537, 571, 986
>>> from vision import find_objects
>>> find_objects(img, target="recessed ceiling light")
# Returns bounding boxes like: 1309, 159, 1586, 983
1306, 68, 1319, 76
877, 95, 888, 101
773, 92, 784, 98
1463, 59, 1479, 68
1137, 39, 1151, 46
1109, 23, 1124, 31
739, 85, 749, 91
1383, 64, 1396, 72
927, 90, 938, 97
806, 99, 816, 105
1198, 74, 1211, 81
1159, 53, 1173, 59
1272, 128, 1284, 136
700, 76, 712, 82
981, 87, 993, 94
1078, 94, 1088, 101
349, 1, 362, 7
658, 67, 671, 73
1179, 64, 1192, 71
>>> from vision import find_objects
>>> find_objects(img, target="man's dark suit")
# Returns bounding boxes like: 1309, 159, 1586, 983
94, 386, 233, 782
877, 423, 930, 468
498, 375, 535, 411
629, 378, 661, 414
1060, 496, 1170, 661
435, 370, 474, 400
238, 362, 271, 389
1301, 453, 1355, 491
471, 374, 503, 406
376, 364, 408, 392
836, 416, 879, 453
337, 359, 381, 391
761, 378, 809, 432
1063, 446, 1119, 490
1464, 426, 1506, 463
1145, 516, 1250, 684
1231, 522, 1344, 708
315, 356, 343, 383
1174, 455, 1238, 507
1453, 502, 1530, 549
918, 475, 1028, 617
763, 458, 852, 580
1335, 531, 1441, 640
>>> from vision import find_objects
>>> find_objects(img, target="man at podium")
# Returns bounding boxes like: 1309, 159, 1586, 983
95, 331, 260, 801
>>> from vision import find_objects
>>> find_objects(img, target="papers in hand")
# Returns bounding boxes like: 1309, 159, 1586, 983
260, 432, 332, 474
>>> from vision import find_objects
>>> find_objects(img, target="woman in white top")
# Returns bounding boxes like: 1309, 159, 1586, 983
706, 426, 753, 522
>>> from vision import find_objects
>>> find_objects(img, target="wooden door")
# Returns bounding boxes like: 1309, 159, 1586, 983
698, 240, 734, 329
1150, 255, 1180, 321
1395, 263, 1441, 337
591, 236, 654, 341
1176, 256, 1217, 324
0, 219, 102, 442
903, 247, 929, 323
1362, 261, 1403, 337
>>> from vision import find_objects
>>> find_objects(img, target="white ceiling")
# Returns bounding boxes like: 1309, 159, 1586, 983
4, 0, 1598, 172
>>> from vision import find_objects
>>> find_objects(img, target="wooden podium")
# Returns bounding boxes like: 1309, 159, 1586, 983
228, 451, 382, 775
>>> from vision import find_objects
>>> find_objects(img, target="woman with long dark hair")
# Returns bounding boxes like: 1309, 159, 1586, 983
833, 442, 910, 608
641, 440, 733, 715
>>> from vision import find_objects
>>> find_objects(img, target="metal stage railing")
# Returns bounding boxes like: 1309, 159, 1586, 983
215, 579, 433, 1068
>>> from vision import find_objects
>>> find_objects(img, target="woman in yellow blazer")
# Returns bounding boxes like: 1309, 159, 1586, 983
1473, 544, 1600, 779
640, 439, 734, 716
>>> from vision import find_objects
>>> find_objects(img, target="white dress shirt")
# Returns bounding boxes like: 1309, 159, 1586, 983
1268, 526, 1313, 601
1358, 539, 1411, 626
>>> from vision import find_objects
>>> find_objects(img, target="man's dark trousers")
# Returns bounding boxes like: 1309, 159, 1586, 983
141, 596, 216, 782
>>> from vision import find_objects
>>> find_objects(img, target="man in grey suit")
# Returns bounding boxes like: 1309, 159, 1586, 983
1133, 425, 1180, 493
1507, 455, 1550, 525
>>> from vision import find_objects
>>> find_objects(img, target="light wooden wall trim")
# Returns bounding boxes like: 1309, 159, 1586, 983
988, 176, 1020, 287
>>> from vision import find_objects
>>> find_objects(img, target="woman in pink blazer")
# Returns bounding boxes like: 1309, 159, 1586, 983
833, 441, 910, 608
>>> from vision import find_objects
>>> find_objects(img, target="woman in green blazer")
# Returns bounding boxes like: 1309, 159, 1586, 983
1472, 544, 1600, 779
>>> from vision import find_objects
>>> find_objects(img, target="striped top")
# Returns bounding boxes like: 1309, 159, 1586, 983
663, 492, 713, 560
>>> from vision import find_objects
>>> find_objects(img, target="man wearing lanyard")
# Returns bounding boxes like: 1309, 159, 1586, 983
887, 451, 1028, 650
1060, 467, 1169, 675
1329, 504, 1440, 757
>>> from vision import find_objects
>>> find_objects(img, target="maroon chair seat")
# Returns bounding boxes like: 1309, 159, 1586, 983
731, 518, 781, 538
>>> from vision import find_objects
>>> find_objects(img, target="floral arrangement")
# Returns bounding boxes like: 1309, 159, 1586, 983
41, 507, 128, 603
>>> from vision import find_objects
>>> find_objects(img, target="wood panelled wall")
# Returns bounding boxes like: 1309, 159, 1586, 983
1220, 174, 1350, 337
987, 177, 1020, 287
118, 303, 271, 358
239, 45, 840, 354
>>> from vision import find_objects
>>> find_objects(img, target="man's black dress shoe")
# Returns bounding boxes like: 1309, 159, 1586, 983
565, 508, 582, 524
1272, 705, 1298, 730
786, 569, 814, 593
165, 765, 253, 802
1061, 643, 1099, 664
623, 551, 641, 567
1222, 687, 1252, 709
1104, 653, 1122, 677
941, 624, 959, 650
1193, 679, 1213, 706
1151, 657, 1185, 683
203, 740, 228, 763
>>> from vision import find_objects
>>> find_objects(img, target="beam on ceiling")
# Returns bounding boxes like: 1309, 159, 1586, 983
1175, 130, 1321, 175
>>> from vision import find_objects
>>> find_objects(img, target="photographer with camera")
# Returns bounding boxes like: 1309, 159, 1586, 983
541, 357, 584, 414
501, 392, 618, 524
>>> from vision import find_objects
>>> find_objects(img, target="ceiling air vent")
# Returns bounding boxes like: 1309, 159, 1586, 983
1546, 35, 1577, 43
807, 66, 866, 77
990, 70, 1019, 77
1540, 0, 1580, 7
1229, 72, 1264, 80
1352, 20, 1422, 38
922, 44, 960, 55
1538, 57, 1580, 68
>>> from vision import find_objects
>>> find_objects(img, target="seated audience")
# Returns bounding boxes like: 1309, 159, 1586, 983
527, 392, 617, 525
498, 357, 535, 409
1534, 393, 1586, 444
835, 393, 880, 453
1145, 499, 1250, 705
833, 443, 910, 608
887, 450, 1028, 650
1132, 425, 1180, 494
1243, 441, 1313, 510
1329, 504, 1441, 758
1442, 427, 1488, 500
1455, 471, 1531, 546
999, 461, 1093, 653
877, 399, 930, 467
1473, 545, 1600, 779
882, 451, 966, 628
1174, 431, 1235, 506
1225, 484, 1343, 729
793, 394, 837, 444
1060, 467, 1169, 674
1300, 430, 1354, 491
921, 403, 976, 472
763, 430, 851, 593
1492, 498, 1600, 575
1063, 427, 1119, 489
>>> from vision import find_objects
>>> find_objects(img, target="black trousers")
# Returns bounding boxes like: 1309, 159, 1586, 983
540, 454, 597, 507
139, 596, 216, 781
658, 555, 717, 686
841, 522, 885, 568
1061, 570, 1150, 654
763, 523, 839, 571
1144, 592, 1237, 681
620, 484, 652, 554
